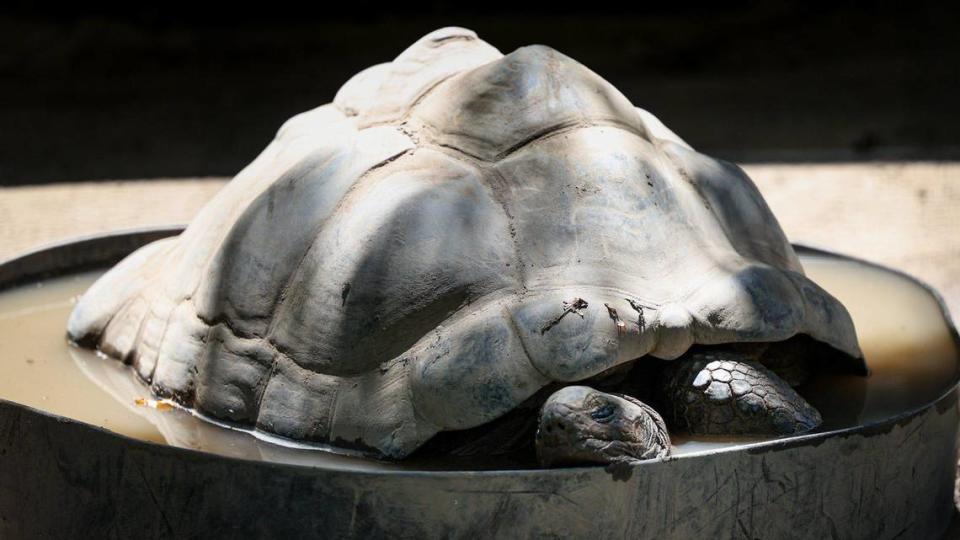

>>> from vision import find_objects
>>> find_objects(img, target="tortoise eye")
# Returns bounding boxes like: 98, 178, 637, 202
590, 404, 616, 422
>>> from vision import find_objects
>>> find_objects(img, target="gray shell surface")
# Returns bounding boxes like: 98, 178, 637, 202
68, 27, 863, 458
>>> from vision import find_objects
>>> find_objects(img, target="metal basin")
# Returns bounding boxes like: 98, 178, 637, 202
0, 227, 957, 539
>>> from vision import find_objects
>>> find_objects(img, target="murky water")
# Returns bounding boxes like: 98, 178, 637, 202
802, 255, 959, 427
0, 254, 956, 469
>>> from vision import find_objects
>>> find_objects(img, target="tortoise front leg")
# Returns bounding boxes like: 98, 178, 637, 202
657, 350, 821, 436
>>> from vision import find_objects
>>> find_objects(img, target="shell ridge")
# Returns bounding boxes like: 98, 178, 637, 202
501, 303, 550, 382
337, 27, 502, 126
96, 294, 139, 360
262, 145, 416, 339
172, 106, 355, 306
125, 295, 154, 368
264, 149, 519, 375
415, 147, 529, 291
67, 237, 173, 344
196, 128, 412, 333
635, 107, 692, 149
143, 293, 178, 383
411, 43, 650, 161
356, 69, 462, 130
485, 168, 529, 290
172, 140, 318, 303
162, 296, 330, 428
424, 119, 651, 166
661, 143, 802, 273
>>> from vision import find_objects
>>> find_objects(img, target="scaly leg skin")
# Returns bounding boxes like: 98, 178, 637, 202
658, 350, 821, 436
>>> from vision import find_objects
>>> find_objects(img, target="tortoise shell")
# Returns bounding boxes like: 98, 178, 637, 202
68, 27, 863, 458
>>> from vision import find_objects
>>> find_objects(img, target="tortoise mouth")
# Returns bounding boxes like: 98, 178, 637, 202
536, 437, 646, 467
535, 414, 668, 467
535, 422, 647, 451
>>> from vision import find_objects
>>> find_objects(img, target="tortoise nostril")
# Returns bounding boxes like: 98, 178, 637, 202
543, 421, 566, 434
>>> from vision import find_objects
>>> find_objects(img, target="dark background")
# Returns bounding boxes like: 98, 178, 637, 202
2, 1, 958, 185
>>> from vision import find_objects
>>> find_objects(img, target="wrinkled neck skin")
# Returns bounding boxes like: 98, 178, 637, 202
535, 386, 670, 467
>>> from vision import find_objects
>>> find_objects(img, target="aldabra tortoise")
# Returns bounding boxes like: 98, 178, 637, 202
68, 27, 865, 466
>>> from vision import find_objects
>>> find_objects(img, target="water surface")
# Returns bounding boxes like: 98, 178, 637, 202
0, 254, 956, 469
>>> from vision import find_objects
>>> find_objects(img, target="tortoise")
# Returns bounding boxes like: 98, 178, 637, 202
68, 27, 866, 466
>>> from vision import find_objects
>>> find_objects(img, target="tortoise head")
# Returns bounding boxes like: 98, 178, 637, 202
535, 385, 670, 467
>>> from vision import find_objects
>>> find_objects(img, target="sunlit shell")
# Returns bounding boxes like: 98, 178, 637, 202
68, 27, 862, 458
